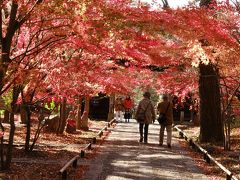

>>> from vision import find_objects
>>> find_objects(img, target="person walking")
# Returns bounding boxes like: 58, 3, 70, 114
115, 97, 124, 122
157, 94, 173, 148
123, 96, 133, 123
136, 92, 155, 143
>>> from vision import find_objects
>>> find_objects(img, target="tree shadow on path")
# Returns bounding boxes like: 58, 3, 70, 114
83, 121, 209, 180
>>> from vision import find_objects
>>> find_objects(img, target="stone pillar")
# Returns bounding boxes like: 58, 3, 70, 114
180, 111, 184, 122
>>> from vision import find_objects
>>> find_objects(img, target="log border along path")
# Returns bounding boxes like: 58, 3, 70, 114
59, 119, 116, 179
82, 119, 210, 180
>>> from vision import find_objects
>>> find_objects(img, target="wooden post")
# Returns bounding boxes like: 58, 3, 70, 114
179, 131, 184, 138
92, 137, 97, 144
61, 171, 67, 180
80, 150, 85, 158
189, 139, 193, 147
72, 159, 77, 168
226, 174, 231, 180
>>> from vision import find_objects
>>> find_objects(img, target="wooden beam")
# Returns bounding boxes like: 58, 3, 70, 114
58, 119, 116, 179
59, 155, 79, 176
174, 125, 238, 180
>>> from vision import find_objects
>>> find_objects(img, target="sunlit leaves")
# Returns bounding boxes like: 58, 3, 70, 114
1, 0, 239, 104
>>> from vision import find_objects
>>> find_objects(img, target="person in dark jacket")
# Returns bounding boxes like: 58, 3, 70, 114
136, 92, 155, 143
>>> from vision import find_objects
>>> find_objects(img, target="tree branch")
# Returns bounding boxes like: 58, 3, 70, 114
12, 36, 66, 61
5, 1, 19, 47
0, 0, 3, 44
161, 0, 169, 8
18, 0, 44, 26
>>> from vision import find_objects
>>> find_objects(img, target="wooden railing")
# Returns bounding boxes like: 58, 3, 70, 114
174, 126, 239, 180
59, 119, 116, 180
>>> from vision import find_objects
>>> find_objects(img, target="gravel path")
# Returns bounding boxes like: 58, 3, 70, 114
83, 120, 209, 180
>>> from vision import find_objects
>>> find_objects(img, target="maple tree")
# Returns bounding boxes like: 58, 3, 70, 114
1, 1, 239, 109
135, 0, 239, 144
0, 0, 149, 169
45, 0, 240, 146
0, 0, 79, 169
0, 0, 239, 170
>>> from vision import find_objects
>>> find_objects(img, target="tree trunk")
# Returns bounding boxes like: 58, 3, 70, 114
198, 0, 224, 144
81, 96, 90, 131
0, 2, 19, 93
0, 2, 20, 169
107, 93, 115, 122
0, 134, 4, 169
20, 105, 27, 124
58, 98, 67, 134
226, 121, 231, 150
199, 64, 224, 143
24, 104, 31, 152
0, 119, 4, 169
193, 112, 200, 126
2, 112, 15, 170
3, 110, 10, 123
30, 113, 45, 152
76, 96, 82, 130
1, 86, 20, 170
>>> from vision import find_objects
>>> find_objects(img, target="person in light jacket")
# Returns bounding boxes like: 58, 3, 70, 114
136, 92, 156, 143
157, 94, 173, 148
115, 97, 124, 122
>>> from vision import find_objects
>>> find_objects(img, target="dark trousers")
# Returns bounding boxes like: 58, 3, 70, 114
124, 109, 131, 122
139, 123, 149, 142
